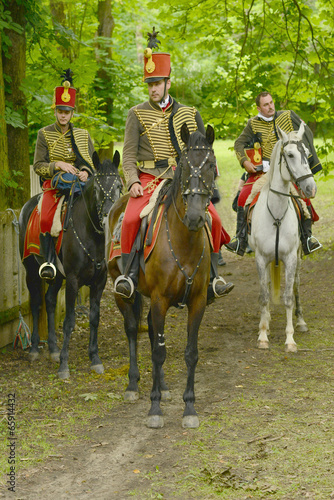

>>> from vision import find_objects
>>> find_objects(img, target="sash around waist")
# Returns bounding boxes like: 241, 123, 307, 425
139, 157, 179, 169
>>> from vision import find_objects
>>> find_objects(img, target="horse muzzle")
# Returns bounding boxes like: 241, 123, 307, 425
299, 178, 317, 199
183, 213, 205, 232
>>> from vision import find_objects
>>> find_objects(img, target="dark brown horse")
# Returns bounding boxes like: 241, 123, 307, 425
19, 151, 122, 378
108, 124, 217, 428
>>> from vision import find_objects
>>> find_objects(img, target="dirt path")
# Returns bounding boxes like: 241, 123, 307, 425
1, 242, 334, 499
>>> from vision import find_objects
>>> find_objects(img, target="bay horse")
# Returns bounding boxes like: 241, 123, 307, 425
19, 151, 122, 378
108, 124, 217, 428
248, 123, 317, 352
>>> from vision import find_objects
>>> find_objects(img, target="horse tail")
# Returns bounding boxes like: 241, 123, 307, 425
270, 261, 281, 305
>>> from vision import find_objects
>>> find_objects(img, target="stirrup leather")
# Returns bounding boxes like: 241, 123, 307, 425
114, 274, 135, 298
39, 262, 57, 279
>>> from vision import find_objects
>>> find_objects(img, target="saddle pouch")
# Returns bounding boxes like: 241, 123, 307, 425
51, 172, 85, 195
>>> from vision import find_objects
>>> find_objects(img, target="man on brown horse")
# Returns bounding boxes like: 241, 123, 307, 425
33, 70, 95, 280
114, 29, 234, 302
226, 91, 322, 256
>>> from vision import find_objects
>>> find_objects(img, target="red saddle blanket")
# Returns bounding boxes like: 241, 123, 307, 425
23, 205, 64, 260
108, 204, 214, 264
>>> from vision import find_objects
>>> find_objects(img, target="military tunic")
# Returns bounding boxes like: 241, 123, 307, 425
33, 122, 95, 233
234, 110, 322, 208
121, 97, 229, 254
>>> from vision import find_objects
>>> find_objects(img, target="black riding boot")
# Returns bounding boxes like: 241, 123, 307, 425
114, 252, 140, 302
207, 253, 234, 305
300, 214, 322, 255
39, 232, 57, 280
225, 206, 248, 256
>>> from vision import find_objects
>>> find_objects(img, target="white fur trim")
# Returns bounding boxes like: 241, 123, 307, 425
140, 179, 168, 220
50, 195, 66, 237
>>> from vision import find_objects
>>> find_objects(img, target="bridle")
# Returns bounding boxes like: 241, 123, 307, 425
181, 145, 216, 203
69, 170, 121, 268
268, 138, 313, 266
166, 143, 215, 307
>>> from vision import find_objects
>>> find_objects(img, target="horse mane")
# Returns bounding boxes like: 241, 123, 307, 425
267, 139, 282, 183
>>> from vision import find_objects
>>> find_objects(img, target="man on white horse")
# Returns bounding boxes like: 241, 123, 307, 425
226, 91, 322, 256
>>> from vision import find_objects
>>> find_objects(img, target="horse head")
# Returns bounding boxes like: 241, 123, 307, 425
276, 123, 317, 199
178, 123, 217, 231
92, 150, 123, 227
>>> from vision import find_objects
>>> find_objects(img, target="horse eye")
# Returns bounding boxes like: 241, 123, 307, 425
287, 153, 294, 158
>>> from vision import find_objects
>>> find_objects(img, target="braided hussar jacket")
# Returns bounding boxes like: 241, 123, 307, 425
122, 97, 205, 190
234, 110, 322, 175
33, 122, 95, 181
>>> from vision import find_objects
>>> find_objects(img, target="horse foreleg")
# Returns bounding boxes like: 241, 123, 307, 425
256, 258, 271, 349
58, 277, 78, 379
148, 308, 170, 401
283, 257, 298, 352
117, 294, 141, 401
147, 300, 168, 429
26, 263, 43, 361
45, 274, 63, 362
294, 255, 308, 333
88, 274, 107, 374
182, 299, 206, 429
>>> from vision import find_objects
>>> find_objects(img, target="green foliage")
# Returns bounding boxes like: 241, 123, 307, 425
1, 0, 334, 174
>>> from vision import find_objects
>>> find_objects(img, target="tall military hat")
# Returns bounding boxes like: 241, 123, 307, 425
51, 69, 76, 110
143, 28, 171, 83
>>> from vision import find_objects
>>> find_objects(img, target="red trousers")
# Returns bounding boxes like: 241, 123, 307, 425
40, 181, 62, 233
121, 173, 230, 254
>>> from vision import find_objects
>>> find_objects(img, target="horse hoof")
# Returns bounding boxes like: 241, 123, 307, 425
161, 390, 171, 402
182, 415, 199, 428
58, 370, 70, 380
146, 415, 164, 428
50, 352, 60, 363
91, 364, 104, 375
124, 391, 139, 402
285, 343, 298, 353
28, 352, 39, 362
257, 341, 269, 350
296, 323, 308, 333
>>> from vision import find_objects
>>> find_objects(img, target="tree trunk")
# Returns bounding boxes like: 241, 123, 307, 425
0, 35, 9, 211
2, 0, 30, 209
96, 0, 114, 161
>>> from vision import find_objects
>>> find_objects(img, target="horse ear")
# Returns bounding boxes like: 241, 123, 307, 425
206, 125, 215, 145
113, 150, 120, 168
276, 125, 288, 143
92, 151, 101, 170
181, 123, 190, 144
296, 121, 305, 140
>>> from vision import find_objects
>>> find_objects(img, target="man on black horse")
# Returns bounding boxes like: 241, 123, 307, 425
226, 91, 322, 256
33, 70, 95, 280
114, 28, 234, 303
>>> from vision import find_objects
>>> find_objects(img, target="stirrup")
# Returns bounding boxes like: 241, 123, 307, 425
225, 236, 240, 254
114, 274, 135, 299
306, 236, 322, 254
39, 262, 57, 280
212, 277, 234, 298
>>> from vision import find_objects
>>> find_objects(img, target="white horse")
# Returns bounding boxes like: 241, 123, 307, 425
248, 123, 317, 352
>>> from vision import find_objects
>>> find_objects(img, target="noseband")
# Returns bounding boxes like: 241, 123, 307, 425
181, 145, 215, 202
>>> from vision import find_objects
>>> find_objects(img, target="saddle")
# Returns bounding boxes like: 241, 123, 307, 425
108, 182, 214, 269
